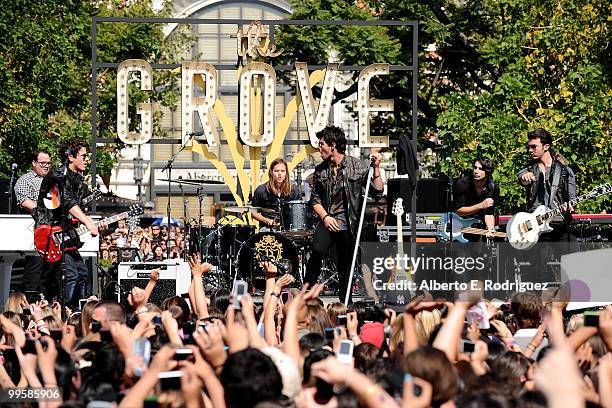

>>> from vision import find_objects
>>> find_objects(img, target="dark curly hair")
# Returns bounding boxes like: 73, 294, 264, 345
316, 126, 347, 154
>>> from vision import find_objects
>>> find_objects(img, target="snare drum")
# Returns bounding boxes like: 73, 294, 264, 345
280, 200, 313, 238
237, 231, 299, 290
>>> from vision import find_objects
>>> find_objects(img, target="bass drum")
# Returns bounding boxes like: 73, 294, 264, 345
237, 232, 299, 290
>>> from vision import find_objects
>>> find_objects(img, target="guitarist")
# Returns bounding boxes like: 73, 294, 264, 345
454, 157, 500, 240
517, 128, 576, 242
35, 140, 105, 307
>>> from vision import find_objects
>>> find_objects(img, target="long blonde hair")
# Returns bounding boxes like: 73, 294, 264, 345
266, 158, 292, 197
5, 292, 26, 314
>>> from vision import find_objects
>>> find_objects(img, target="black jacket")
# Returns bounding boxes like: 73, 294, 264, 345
309, 155, 383, 235
517, 156, 576, 221
396, 136, 419, 189
34, 167, 87, 228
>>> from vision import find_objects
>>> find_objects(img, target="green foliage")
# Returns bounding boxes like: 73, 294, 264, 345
279, 0, 611, 214
0, 0, 191, 178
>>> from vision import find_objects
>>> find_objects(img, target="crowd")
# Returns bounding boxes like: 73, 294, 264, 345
1, 256, 611, 408
99, 221, 187, 264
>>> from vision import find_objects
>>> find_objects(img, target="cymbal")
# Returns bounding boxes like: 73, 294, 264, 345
158, 178, 224, 186
224, 205, 277, 214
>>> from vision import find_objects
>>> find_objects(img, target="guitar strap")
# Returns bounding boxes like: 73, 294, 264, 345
549, 164, 562, 207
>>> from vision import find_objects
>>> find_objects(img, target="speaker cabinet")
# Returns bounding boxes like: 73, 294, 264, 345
386, 178, 449, 225
117, 261, 191, 305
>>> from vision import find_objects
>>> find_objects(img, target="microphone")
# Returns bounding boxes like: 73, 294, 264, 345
236, 239, 290, 273
7, 163, 17, 193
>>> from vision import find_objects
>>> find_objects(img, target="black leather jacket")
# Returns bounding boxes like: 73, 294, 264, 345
309, 155, 382, 235
34, 167, 87, 227
517, 157, 576, 222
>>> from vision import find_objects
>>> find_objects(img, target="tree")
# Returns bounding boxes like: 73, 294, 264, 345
0, 0, 190, 179
277, 0, 611, 213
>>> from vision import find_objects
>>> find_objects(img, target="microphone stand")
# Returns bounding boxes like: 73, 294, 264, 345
446, 157, 454, 245
7, 164, 17, 215
345, 163, 374, 306
161, 132, 197, 259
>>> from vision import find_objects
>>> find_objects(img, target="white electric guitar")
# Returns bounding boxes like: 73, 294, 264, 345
507, 183, 612, 250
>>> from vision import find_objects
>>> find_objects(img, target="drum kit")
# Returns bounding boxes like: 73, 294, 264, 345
162, 177, 319, 292
191, 199, 317, 291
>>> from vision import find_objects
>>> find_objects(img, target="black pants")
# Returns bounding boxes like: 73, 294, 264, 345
305, 223, 354, 303
23, 255, 59, 301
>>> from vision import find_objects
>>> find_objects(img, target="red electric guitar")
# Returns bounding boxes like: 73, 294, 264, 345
35, 205, 143, 262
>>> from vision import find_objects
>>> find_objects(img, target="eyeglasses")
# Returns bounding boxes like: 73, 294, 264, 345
37, 161, 51, 167
78, 154, 89, 159
526, 144, 540, 150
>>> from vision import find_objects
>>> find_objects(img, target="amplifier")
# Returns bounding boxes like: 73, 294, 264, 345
117, 261, 191, 305
387, 178, 448, 226
377, 213, 443, 241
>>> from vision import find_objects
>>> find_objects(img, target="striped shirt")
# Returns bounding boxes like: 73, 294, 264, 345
14, 170, 43, 209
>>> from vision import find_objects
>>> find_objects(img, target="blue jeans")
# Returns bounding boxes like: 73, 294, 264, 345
63, 252, 90, 306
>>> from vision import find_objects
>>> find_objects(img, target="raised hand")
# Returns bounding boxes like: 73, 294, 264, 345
193, 322, 227, 369
275, 273, 295, 293
127, 287, 146, 310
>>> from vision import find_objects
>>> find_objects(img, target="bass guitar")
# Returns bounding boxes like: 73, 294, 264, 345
437, 212, 506, 243
34, 205, 143, 262
507, 183, 612, 250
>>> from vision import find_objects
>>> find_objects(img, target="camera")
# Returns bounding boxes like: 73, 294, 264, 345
158, 371, 182, 391
460, 339, 475, 354
336, 340, 354, 364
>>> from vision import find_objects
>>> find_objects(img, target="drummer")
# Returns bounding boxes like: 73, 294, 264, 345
251, 158, 301, 229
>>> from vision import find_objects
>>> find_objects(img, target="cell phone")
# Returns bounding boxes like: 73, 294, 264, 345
460, 339, 475, 354
183, 320, 196, 337
584, 311, 600, 327
91, 320, 101, 333
158, 371, 182, 391
174, 348, 194, 361
467, 300, 490, 330
99, 329, 113, 342
79, 299, 88, 311
280, 290, 291, 304
132, 337, 151, 367
49, 329, 63, 342
336, 314, 347, 327
336, 340, 354, 364
314, 378, 334, 404
25, 291, 41, 305
438, 304, 449, 318
153, 316, 162, 326
23, 339, 37, 355
22, 307, 31, 316
324, 328, 334, 341
233, 280, 248, 310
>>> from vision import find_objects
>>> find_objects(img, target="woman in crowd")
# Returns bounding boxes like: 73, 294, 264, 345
1, 258, 611, 408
